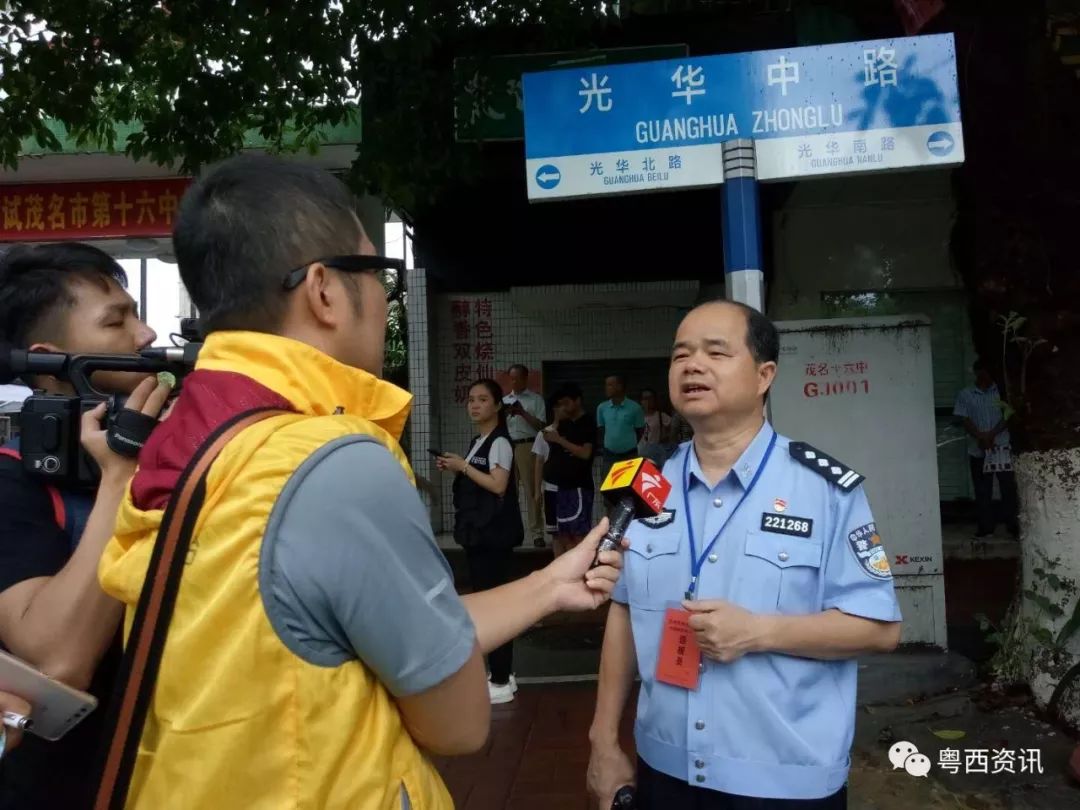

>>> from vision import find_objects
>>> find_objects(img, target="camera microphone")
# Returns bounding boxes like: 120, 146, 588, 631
140, 344, 201, 366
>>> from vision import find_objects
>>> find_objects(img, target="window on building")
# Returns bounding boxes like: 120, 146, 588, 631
119, 258, 188, 347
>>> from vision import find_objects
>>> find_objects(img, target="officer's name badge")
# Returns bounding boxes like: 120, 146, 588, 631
638, 509, 676, 529
847, 522, 892, 580
760, 513, 813, 538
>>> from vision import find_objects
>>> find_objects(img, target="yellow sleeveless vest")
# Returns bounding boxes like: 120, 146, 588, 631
99, 332, 453, 810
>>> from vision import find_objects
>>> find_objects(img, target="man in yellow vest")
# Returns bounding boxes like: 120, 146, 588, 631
98, 155, 625, 810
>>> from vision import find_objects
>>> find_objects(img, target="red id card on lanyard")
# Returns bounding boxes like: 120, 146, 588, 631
656, 607, 701, 690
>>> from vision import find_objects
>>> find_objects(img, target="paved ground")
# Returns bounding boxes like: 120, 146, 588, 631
431, 685, 627, 810
852, 685, 1079, 810
431, 654, 1080, 810
431, 521, 1078, 808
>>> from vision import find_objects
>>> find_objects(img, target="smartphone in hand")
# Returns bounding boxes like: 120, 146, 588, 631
0, 651, 97, 741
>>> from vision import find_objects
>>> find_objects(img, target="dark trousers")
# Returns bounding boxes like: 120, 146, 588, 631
636, 758, 847, 810
969, 456, 1019, 535
465, 546, 515, 684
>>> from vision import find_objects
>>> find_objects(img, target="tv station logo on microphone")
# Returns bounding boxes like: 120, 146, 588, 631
602, 459, 643, 490
602, 458, 672, 513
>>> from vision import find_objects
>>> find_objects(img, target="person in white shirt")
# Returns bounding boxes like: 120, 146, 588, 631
953, 360, 1019, 538
437, 379, 522, 704
531, 396, 564, 543
503, 364, 547, 548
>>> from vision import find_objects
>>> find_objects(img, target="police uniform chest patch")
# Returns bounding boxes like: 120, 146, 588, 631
847, 522, 892, 580
638, 509, 676, 529
760, 513, 813, 538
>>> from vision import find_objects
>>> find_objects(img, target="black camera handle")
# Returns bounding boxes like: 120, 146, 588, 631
2, 347, 179, 398
67, 354, 178, 399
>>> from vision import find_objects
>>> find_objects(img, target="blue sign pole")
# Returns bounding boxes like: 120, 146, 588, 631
721, 139, 764, 311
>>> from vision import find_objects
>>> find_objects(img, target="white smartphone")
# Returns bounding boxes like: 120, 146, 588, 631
0, 650, 98, 740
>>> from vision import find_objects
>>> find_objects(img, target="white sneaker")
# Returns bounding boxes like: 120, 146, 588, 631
488, 674, 519, 693
488, 680, 515, 704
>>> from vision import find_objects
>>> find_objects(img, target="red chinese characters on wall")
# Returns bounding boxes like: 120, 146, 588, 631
803, 360, 872, 399
450, 297, 495, 403
804, 361, 869, 377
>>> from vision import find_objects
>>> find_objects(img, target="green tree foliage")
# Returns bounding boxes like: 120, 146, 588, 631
0, 1, 613, 210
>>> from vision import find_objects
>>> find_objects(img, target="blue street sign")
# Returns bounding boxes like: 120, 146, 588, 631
926, 130, 955, 157
523, 33, 964, 200
535, 164, 562, 189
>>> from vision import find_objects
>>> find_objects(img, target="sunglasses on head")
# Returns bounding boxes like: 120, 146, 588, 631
282, 255, 407, 302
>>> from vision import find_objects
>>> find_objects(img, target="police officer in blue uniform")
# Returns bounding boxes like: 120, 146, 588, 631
587, 300, 902, 810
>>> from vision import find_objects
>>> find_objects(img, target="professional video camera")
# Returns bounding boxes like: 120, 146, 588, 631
0, 319, 202, 488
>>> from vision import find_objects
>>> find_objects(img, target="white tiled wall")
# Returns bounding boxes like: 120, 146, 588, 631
417, 281, 701, 533
405, 267, 437, 515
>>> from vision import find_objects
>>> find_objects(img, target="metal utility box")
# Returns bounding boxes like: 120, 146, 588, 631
770, 315, 946, 648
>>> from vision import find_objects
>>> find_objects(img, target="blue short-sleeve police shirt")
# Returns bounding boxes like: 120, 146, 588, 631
612, 423, 901, 801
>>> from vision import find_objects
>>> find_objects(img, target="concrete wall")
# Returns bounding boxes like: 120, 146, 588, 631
770, 316, 947, 648
770, 171, 963, 318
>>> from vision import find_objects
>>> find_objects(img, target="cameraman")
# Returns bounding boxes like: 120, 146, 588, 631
0, 244, 170, 809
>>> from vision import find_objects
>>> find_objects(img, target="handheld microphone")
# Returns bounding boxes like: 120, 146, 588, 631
591, 457, 672, 566
611, 785, 636, 809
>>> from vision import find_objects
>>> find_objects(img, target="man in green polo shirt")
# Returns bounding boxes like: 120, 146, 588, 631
596, 374, 646, 474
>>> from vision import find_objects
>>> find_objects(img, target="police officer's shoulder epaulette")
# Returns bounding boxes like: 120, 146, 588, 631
788, 442, 865, 492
